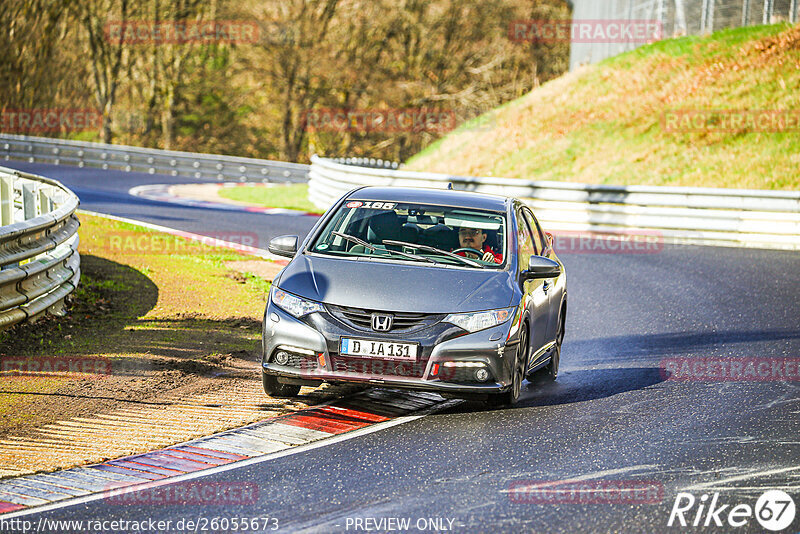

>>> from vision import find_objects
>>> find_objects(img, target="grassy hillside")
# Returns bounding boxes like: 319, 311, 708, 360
406, 24, 800, 190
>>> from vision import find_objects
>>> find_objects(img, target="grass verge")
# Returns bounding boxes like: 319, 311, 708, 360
217, 183, 322, 213
406, 23, 800, 190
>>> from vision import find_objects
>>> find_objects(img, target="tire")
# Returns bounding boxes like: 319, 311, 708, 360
541, 343, 560, 381
538, 312, 564, 382
262, 370, 301, 397
487, 328, 527, 407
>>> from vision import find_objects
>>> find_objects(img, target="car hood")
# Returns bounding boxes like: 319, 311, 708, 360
276, 254, 516, 313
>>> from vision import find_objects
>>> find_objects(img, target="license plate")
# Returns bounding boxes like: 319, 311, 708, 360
340, 338, 418, 360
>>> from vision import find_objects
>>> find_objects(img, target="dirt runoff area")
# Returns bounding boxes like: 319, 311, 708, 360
0, 214, 356, 478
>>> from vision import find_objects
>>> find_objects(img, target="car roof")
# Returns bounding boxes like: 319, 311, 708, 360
347, 186, 509, 212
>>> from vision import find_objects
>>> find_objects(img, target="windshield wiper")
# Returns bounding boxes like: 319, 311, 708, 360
332, 232, 437, 264
332, 231, 376, 252
382, 240, 485, 269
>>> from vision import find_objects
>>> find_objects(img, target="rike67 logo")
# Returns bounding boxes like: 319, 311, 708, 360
668, 490, 796, 531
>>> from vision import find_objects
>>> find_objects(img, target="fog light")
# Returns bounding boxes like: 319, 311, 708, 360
475, 368, 489, 382
274, 351, 289, 365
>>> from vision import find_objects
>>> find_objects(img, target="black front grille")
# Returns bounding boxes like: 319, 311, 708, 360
326, 305, 444, 333
332, 355, 427, 378
273, 351, 318, 370
438, 366, 492, 383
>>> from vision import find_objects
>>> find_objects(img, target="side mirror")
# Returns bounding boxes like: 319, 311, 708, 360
521, 256, 561, 282
268, 235, 299, 258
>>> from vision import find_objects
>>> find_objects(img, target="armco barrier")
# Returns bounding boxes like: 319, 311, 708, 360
0, 133, 309, 183
0, 166, 80, 331
308, 156, 800, 250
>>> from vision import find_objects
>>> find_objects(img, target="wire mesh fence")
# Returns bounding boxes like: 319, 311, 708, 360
569, 0, 798, 69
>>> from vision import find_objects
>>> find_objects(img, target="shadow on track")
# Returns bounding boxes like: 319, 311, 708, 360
570, 329, 800, 360
440, 366, 665, 413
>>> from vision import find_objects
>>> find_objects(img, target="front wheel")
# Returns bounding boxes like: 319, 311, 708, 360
262, 370, 301, 397
487, 328, 527, 407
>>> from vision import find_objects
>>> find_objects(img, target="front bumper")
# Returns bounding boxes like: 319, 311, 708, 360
262, 303, 520, 395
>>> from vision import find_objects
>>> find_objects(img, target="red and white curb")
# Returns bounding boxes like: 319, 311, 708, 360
128, 184, 319, 216
0, 389, 455, 516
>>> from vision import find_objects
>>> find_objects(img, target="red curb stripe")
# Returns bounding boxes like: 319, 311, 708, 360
318, 405, 392, 422
0, 501, 24, 513
280, 404, 393, 433
293, 413, 364, 431
281, 414, 364, 434
337, 403, 407, 418
282, 409, 379, 428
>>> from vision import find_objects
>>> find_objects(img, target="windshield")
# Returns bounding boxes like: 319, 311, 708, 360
309, 201, 507, 269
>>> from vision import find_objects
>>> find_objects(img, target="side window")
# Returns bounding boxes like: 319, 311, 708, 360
516, 210, 535, 273
522, 208, 545, 255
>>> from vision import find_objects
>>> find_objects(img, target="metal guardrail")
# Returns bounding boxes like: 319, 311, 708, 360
0, 134, 309, 184
330, 157, 401, 170
0, 166, 80, 331
308, 156, 800, 250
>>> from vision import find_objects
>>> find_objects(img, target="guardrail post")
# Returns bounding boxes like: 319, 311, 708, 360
12, 179, 24, 223
39, 185, 54, 215
22, 181, 40, 219
0, 174, 13, 226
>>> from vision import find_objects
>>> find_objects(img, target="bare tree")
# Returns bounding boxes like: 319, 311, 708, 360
0, 0, 79, 112
70, 0, 131, 143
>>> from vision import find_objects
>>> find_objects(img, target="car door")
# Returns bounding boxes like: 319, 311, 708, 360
516, 207, 550, 367
523, 207, 561, 344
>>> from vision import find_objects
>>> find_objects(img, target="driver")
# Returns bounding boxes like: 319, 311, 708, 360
456, 226, 502, 264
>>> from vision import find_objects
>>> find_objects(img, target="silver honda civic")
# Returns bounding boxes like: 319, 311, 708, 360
262, 186, 566, 405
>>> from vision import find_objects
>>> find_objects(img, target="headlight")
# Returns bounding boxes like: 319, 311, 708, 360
445, 308, 514, 333
272, 288, 324, 318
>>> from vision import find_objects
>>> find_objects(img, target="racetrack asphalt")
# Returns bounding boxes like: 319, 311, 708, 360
2, 160, 799, 533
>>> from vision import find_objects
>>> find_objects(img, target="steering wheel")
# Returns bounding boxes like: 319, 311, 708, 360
452, 247, 484, 260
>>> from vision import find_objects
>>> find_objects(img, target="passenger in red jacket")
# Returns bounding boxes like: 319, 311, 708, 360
455, 226, 503, 264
